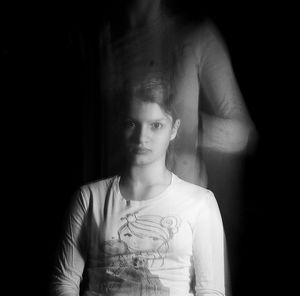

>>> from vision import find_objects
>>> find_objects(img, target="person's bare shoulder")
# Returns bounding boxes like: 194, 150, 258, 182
174, 17, 224, 59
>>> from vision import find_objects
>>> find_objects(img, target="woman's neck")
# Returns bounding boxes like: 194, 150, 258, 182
119, 161, 172, 201
124, 162, 170, 186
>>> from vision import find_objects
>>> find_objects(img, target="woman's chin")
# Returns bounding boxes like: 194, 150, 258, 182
132, 158, 151, 166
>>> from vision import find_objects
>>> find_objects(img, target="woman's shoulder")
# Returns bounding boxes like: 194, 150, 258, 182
171, 174, 220, 218
175, 18, 218, 43
66, 176, 119, 217
172, 173, 215, 201
79, 175, 118, 198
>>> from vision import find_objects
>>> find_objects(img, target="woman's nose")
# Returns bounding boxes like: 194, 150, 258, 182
135, 124, 149, 143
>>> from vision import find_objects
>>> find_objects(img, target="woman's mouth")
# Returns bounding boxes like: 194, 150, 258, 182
131, 147, 151, 154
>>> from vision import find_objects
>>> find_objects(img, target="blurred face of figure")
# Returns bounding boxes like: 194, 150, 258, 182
123, 99, 179, 167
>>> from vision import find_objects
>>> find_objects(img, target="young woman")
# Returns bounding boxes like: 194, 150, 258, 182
51, 75, 226, 295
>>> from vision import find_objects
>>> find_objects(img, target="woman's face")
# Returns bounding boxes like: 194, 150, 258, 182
123, 99, 179, 167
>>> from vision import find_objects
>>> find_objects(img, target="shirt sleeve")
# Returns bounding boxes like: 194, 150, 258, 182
51, 189, 90, 296
193, 190, 226, 296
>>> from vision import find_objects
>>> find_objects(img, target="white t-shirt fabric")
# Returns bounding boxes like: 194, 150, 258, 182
52, 174, 226, 296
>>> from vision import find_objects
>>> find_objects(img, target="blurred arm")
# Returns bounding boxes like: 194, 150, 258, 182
199, 23, 256, 154
51, 190, 89, 296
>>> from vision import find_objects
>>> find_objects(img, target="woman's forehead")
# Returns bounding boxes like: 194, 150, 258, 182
127, 99, 171, 121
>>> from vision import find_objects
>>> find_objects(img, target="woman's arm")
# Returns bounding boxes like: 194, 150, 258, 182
193, 191, 226, 296
51, 189, 89, 296
199, 22, 256, 154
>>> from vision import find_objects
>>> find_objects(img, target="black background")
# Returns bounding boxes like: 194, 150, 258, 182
2, 1, 295, 295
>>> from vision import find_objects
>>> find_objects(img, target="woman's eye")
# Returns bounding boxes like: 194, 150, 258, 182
151, 122, 163, 129
124, 120, 135, 129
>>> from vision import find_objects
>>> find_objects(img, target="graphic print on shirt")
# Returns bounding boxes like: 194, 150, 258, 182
101, 212, 181, 295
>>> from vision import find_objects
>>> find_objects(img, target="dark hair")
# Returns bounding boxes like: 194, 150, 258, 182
117, 70, 179, 123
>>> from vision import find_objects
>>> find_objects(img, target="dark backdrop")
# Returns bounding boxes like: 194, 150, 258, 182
2, 1, 293, 295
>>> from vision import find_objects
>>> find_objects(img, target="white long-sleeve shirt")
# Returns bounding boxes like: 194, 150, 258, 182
52, 174, 226, 296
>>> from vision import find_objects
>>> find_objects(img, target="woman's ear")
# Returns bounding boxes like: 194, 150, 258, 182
170, 119, 181, 141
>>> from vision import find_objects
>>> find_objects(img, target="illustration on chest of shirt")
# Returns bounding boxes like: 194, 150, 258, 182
100, 210, 181, 295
